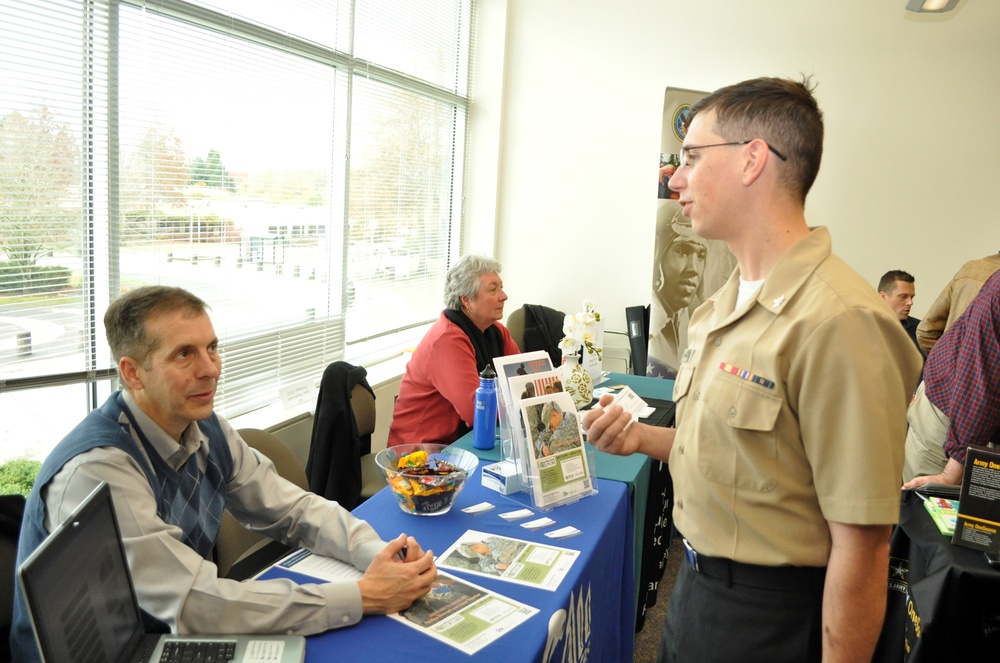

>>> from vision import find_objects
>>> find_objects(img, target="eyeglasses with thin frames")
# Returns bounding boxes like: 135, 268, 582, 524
678, 140, 787, 168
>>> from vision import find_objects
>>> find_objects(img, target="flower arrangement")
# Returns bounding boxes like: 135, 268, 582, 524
559, 300, 602, 360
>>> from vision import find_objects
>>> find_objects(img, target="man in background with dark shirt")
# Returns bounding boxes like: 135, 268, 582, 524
878, 269, 922, 356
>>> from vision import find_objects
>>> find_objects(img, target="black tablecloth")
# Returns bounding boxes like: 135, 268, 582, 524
873, 490, 1000, 661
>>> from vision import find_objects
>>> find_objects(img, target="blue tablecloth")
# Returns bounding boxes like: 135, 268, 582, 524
456, 371, 674, 632
453, 419, 650, 628
260, 465, 634, 662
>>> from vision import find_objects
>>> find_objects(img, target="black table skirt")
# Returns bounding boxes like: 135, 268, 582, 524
873, 490, 1000, 661
636, 460, 673, 632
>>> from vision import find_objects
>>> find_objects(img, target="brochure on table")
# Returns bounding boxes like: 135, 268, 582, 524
494, 351, 553, 475
921, 496, 959, 536
518, 391, 595, 508
436, 529, 580, 590
492, 351, 597, 511
266, 549, 538, 655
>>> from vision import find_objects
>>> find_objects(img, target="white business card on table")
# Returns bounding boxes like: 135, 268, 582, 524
461, 501, 496, 515
499, 508, 535, 521
521, 517, 556, 530
544, 526, 582, 540
609, 386, 648, 429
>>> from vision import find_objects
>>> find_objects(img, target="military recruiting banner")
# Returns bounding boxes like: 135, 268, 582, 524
648, 86, 736, 380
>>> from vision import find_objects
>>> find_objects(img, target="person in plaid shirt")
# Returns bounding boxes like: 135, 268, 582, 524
903, 269, 1000, 487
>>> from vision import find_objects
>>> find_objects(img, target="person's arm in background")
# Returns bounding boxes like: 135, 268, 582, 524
429, 321, 520, 426
935, 288, 1000, 477
903, 457, 964, 489
916, 283, 952, 355
822, 522, 892, 662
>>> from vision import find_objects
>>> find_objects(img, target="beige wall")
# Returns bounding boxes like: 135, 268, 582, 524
266, 0, 997, 439
486, 0, 999, 334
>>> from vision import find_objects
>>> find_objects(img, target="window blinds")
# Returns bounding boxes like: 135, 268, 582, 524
0, 0, 473, 459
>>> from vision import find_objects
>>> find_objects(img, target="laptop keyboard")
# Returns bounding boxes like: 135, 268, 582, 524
157, 640, 238, 662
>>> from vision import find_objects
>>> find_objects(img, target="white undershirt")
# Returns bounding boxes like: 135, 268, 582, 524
737, 277, 765, 309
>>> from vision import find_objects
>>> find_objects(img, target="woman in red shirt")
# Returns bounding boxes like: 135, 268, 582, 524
388, 255, 520, 446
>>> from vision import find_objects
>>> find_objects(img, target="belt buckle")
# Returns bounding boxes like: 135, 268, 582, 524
682, 538, 700, 572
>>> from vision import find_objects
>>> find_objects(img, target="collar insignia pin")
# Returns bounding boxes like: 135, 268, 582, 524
772, 295, 785, 308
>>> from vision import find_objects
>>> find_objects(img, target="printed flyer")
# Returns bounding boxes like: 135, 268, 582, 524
437, 529, 579, 591
270, 550, 538, 655
388, 572, 538, 655
519, 390, 595, 508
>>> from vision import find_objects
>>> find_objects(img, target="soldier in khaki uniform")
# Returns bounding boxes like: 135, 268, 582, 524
584, 77, 921, 663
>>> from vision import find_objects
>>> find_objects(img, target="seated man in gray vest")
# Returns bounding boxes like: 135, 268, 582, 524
12, 286, 437, 663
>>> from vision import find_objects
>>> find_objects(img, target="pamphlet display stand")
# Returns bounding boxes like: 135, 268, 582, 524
493, 351, 597, 512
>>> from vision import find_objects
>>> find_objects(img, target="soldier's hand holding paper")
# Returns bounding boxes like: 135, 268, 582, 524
607, 386, 648, 430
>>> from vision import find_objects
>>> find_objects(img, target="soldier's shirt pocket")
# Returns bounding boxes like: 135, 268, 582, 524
699, 373, 782, 491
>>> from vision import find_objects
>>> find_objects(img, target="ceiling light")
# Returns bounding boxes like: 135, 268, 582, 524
905, 0, 959, 12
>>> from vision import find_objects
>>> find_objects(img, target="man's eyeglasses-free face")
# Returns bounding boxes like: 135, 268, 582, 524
678, 140, 787, 168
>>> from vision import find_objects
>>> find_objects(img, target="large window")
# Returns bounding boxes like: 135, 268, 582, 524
0, 0, 473, 461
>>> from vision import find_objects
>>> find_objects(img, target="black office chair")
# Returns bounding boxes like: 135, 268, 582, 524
515, 304, 565, 367
307, 361, 378, 511
351, 381, 383, 502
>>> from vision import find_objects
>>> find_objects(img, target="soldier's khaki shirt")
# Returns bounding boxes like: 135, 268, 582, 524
670, 227, 922, 567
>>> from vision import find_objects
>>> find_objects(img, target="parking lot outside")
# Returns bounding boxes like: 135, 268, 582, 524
1, 239, 441, 464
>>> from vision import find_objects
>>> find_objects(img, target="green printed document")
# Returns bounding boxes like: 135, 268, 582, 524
437, 529, 580, 591
922, 497, 959, 536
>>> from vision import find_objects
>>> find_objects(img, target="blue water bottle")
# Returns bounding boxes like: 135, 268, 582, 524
473, 365, 498, 450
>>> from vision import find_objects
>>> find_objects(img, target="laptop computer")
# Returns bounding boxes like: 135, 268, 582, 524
18, 482, 306, 663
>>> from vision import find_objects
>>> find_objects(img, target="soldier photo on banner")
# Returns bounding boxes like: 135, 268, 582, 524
648, 86, 736, 379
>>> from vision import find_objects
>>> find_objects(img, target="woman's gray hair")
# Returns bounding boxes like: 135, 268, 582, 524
444, 254, 503, 310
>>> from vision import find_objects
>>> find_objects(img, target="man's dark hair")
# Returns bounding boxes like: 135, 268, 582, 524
878, 270, 915, 295
687, 76, 824, 203
104, 286, 210, 367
